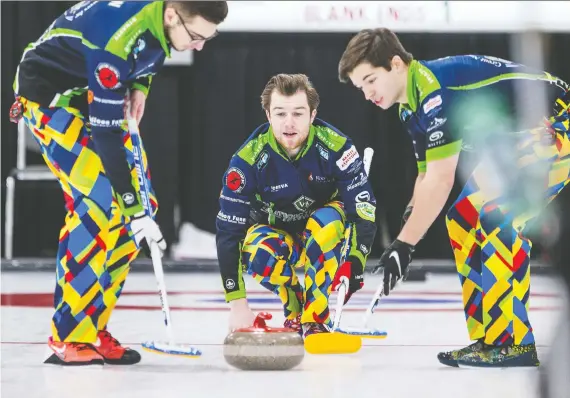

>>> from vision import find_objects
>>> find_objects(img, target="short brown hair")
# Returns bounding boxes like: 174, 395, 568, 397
338, 28, 413, 83
261, 74, 320, 113
167, 1, 228, 25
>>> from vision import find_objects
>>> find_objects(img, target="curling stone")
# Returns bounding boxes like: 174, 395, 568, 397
223, 312, 304, 371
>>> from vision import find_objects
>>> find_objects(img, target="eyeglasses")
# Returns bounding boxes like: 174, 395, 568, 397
174, 10, 219, 43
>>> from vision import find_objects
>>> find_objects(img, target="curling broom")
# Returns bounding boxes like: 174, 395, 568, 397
304, 147, 383, 354
332, 147, 388, 339
126, 100, 202, 358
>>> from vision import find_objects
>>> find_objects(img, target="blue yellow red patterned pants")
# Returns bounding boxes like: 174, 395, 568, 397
20, 97, 157, 343
241, 202, 346, 326
446, 92, 570, 346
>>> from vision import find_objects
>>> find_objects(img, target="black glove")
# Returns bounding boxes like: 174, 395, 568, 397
332, 256, 364, 304
372, 239, 414, 295
248, 199, 270, 225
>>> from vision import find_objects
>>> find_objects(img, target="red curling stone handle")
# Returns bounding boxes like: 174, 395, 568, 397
233, 312, 295, 333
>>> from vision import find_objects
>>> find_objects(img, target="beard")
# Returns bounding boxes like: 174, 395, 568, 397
164, 25, 185, 52
276, 130, 309, 156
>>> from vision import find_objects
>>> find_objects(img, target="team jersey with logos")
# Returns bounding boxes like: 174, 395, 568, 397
14, 0, 172, 215
216, 118, 377, 301
399, 55, 569, 173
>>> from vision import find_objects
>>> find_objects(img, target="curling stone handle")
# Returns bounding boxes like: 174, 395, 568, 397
253, 312, 273, 329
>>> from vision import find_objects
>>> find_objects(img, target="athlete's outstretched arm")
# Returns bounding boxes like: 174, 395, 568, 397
397, 154, 458, 246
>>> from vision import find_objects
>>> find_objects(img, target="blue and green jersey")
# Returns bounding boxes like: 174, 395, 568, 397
14, 1, 172, 215
216, 118, 378, 301
399, 55, 569, 173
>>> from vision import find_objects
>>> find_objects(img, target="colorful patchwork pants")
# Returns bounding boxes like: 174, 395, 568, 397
241, 202, 346, 326
19, 97, 157, 343
446, 92, 570, 346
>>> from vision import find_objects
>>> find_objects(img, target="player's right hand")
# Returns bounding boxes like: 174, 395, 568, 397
130, 212, 167, 257
248, 199, 270, 225
332, 257, 364, 304
228, 298, 256, 332
372, 239, 414, 295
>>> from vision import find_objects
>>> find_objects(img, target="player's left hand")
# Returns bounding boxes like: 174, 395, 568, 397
126, 89, 146, 124
332, 257, 364, 304
372, 239, 414, 295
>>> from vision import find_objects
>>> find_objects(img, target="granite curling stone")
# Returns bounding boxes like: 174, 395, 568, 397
223, 312, 304, 371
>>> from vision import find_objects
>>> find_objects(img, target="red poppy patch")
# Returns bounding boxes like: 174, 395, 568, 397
95, 63, 120, 89
226, 167, 246, 193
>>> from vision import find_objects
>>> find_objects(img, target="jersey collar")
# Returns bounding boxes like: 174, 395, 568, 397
146, 1, 171, 58
268, 124, 316, 162
404, 59, 420, 112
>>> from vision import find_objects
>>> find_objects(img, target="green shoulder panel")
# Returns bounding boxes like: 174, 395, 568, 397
406, 60, 442, 112
314, 125, 347, 152
237, 131, 271, 165
416, 62, 441, 103
105, 2, 169, 61
105, 11, 147, 60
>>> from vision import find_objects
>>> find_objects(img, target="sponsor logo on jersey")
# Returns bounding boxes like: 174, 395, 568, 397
256, 150, 269, 171
64, 1, 96, 21
316, 142, 329, 160
429, 131, 444, 142
356, 202, 376, 222
220, 194, 249, 204
347, 159, 363, 175
423, 95, 442, 114
347, 172, 367, 191
293, 195, 315, 212
113, 16, 138, 42
272, 210, 310, 222
308, 173, 333, 183
480, 57, 502, 67
132, 37, 146, 59
270, 183, 288, 192
426, 117, 447, 132
400, 108, 412, 122
88, 116, 124, 128
217, 211, 247, 225
355, 191, 371, 203
225, 167, 246, 193
418, 67, 434, 84
225, 279, 236, 290
92, 96, 124, 105
122, 193, 135, 205
95, 63, 121, 90
336, 145, 360, 171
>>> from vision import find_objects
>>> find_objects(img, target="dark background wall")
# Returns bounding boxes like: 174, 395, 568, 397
2, 1, 569, 260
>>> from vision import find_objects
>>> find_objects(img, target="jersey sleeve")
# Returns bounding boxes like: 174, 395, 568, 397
85, 48, 143, 216
332, 140, 377, 270
408, 128, 427, 173
411, 130, 427, 173
216, 156, 256, 302
400, 105, 426, 173
419, 91, 462, 165
131, 75, 152, 97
